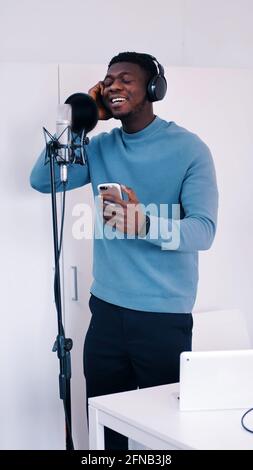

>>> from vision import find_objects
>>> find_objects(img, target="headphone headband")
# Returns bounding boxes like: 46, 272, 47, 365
150, 55, 165, 77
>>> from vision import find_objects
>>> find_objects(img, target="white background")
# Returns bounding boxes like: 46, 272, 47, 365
1, 0, 253, 450
1, 0, 253, 68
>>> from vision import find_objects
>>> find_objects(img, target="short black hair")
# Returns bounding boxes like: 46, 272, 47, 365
108, 52, 158, 81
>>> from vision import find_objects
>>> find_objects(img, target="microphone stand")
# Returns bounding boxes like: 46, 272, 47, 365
43, 128, 87, 450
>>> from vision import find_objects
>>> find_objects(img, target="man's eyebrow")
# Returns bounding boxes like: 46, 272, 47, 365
104, 72, 134, 80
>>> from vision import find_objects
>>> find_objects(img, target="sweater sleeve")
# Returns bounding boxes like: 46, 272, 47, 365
30, 144, 91, 194
143, 145, 218, 252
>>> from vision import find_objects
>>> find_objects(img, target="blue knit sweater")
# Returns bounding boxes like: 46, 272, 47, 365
30, 116, 218, 313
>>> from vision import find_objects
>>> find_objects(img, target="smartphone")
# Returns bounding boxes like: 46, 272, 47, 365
97, 183, 123, 203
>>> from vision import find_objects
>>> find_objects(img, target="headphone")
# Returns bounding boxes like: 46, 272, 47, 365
147, 55, 167, 102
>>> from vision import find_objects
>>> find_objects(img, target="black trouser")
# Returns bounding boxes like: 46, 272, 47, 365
83, 294, 193, 450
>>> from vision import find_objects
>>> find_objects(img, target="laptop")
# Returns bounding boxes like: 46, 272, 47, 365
179, 349, 253, 411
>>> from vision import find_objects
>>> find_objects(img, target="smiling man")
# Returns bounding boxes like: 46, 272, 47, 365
98, 60, 155, 132
30, 52, 218, 450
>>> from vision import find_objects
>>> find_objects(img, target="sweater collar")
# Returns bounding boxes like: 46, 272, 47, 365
120, 116, 163, 141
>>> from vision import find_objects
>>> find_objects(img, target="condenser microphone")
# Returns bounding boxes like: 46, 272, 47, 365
56, 104, 72, 183
43, 94, 98, 183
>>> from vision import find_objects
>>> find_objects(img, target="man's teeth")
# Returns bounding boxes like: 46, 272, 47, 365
111, 97, 127, 103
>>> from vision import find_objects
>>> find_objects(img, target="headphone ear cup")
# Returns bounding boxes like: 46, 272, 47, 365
147, 75, 167, 102
155, 75, 167, 101
147, 77, 156, 102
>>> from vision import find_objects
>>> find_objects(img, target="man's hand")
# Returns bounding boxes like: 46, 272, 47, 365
101, 185, 146, 236
88, 81, 113, 120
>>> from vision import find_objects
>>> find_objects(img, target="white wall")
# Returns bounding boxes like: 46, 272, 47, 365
1, 0, 253, 68
0, 63, 65, 449
154, 67, 253, 333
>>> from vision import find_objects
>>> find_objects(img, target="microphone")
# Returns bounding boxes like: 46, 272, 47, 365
65, 93, 98, 134
43, 93, 98, 183
56, 104, 72, 183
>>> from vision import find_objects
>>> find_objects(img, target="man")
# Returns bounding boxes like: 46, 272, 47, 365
30, 52, 218, 450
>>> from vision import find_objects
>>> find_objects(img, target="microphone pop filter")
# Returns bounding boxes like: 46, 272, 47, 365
65, 93, 98, 133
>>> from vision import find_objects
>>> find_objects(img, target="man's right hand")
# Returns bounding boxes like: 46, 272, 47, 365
88, 81, 113, 120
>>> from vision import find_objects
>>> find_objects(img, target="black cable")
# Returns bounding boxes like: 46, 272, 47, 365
53, 181, 74, 449
63, 400, 74, 450
58, 183, 66, 259
54, 183, 66, 333
44, 130, 78, 450
241, 408, 253, 433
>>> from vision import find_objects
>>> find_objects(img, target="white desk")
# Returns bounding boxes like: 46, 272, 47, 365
88, 383, 253, 450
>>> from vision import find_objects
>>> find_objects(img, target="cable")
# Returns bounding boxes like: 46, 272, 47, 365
241, 408, 253, 433
54, 182, 66, 333
63, 400, 74, 450
52, 181, 74, 449
44, 129, 78, 450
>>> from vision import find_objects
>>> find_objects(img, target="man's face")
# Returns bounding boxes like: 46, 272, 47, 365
102, 62, 149, 119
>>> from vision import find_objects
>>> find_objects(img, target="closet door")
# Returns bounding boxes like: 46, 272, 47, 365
0, 63, 66, 449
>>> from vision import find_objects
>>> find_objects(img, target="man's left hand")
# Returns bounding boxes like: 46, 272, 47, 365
101, 185, 146, 236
